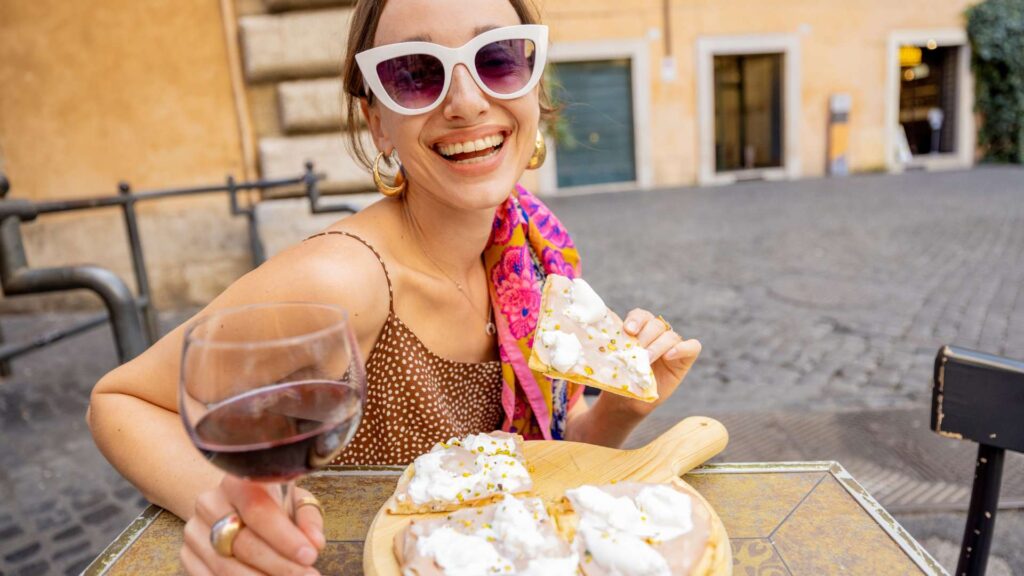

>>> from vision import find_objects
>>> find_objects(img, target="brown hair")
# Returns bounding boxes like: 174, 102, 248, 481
340, 0, 557, 171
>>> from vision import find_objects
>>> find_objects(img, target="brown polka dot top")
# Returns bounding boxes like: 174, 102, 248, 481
309, 231, 504, 466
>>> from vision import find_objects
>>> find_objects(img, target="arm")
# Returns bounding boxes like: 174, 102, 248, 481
564, 308, 702, 447
88, 236, 389, 518
88, 234, 390, 574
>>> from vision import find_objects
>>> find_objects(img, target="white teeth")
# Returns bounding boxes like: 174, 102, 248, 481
436, 133, 505, 157
451, 146, 501, 164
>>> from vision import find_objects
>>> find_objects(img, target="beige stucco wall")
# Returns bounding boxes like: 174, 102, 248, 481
0, 0, 252, 310
540, 0, 976, 185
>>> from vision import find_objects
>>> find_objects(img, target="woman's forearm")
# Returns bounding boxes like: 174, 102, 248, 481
564, 394, 645, 447
88, 391, 223, 520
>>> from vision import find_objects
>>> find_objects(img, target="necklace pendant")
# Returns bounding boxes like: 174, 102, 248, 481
485, 321, 497, 336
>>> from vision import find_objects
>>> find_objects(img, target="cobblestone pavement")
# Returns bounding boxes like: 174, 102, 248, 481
550, 166, 1024, 414
1, 167, 1023, 574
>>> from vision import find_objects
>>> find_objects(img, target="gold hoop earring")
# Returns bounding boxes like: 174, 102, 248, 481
526, 130, 546, 170
373, 151, 407, 197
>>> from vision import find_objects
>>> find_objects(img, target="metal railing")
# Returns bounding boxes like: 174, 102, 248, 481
0, 162, 358, 373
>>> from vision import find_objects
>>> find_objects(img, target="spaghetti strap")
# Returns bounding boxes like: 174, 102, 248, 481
305, 231, 395, 313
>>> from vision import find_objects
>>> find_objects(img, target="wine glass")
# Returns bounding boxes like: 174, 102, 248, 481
179, 302, 365, 517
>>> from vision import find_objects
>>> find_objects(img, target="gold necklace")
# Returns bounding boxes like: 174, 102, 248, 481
403, 202, 497, 336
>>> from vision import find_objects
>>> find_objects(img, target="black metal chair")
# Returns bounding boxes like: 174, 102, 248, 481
932, 345, 1024, 576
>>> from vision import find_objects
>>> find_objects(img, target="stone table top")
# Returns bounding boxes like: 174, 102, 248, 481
84, 462, 946, 575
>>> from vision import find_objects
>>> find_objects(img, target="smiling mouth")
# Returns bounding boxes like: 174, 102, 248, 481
433, 133, 506, 165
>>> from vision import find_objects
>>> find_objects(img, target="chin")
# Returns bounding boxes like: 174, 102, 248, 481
457, 180, 518, 210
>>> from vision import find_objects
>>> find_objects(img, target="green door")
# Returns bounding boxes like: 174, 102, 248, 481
551, 59, 636, 188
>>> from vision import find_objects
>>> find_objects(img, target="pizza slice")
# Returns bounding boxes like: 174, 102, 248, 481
387, 431, 534, 514
555, 482, 717, 576
529, 274, 658, 402
395, 494, 579, 575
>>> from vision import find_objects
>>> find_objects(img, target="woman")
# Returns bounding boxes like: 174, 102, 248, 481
88, 0, 701, 573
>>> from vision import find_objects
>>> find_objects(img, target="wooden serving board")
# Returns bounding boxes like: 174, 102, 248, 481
364, 416, 732, 575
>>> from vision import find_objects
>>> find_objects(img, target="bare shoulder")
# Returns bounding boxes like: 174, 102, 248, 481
240, 207, 396, 338
90, 204, 396, 410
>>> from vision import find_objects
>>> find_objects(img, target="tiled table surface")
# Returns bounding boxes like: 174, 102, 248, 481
85, 462, 946, 575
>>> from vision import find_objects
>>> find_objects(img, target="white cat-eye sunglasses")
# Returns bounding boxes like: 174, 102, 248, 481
355, 24, 548, 115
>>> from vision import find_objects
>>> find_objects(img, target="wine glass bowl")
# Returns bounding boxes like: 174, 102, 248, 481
180, 302, 365, 488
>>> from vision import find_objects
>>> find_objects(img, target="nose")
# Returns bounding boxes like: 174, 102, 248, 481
442, 64, 489, 121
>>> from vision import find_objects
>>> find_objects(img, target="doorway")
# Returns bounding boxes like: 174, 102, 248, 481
886, 29, 974, 171
697, 34, 801, 185
899, 45, 960, 155
713, 53, 784, 172
550, 59, 637, 188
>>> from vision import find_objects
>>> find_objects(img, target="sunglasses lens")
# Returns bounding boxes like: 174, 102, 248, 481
475, 39, 536, 95
376, 54, 445, 110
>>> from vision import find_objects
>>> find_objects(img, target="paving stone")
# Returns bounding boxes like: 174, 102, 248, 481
68, 489, 104, 511
50, 527, 82, 543
62, 557, 93, 575
112, 486, 138, 501
897, 512, 1022, 576
33, 507, 70, 532
14, 560, 50, 576
51, 540, 90, 563
0, 525, 23, 542
80, 504, 121, 526
4, 542, 40, 563
239, 9, 354, 82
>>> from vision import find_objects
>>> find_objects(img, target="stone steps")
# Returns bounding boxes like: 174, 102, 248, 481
278, 78, 346, 133
238, 4, 374, 192
239, 9, 354, 83
258, 133, 374, 193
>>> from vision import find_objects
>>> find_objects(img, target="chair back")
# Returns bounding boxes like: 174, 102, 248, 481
932, 345, 1024, 576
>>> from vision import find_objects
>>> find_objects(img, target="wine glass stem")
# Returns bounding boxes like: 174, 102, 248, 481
280, 480, 295, 519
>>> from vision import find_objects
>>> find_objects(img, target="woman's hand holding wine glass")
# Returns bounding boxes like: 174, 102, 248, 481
183, 477, 325, 575
177, 303, 366, 575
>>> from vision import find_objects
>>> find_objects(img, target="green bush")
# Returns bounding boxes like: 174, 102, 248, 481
967, 0, 1024, 164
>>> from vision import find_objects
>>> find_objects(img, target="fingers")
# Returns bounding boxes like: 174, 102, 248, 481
664, 338, 702, 366
644, 329, 683, 363
293, 488, 326, 551
623, 309, 658, 345
180, 544, 214, 576
623, 308, 653, 335
623, 308, 700, 367
182, 517, 262, 576
222, 476, 320, 567
624, 308, 675, 352
232, 526, 321, 576
194, 488, 233, 526
190, 481, 321, 575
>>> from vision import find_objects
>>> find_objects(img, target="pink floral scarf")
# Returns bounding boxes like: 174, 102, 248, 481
485, 185, 583, 440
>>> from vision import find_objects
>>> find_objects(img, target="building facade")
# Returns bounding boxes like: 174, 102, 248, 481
0, 0, 978, 308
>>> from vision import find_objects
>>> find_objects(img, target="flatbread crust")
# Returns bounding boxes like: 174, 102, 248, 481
552, 481, 719, 576
387, 431, 534, 515
529, 275, 658, 402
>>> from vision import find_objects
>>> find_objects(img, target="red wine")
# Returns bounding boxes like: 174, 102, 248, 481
193, 380, 361, 482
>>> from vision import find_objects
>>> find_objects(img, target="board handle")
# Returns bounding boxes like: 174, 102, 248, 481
627, 417, 729, 481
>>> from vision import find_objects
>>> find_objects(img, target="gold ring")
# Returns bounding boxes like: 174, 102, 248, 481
210, 512, 243, 557
657, 315, 673, 332
295, 495, 324, 517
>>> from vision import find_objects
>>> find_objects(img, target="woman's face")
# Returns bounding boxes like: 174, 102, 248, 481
365, 0, 540, 211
